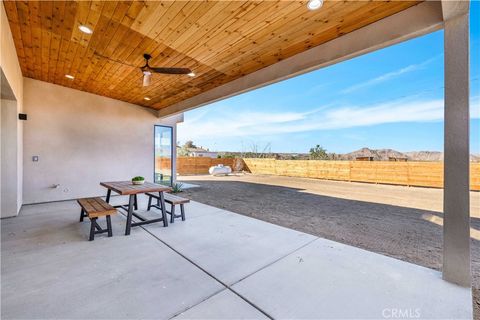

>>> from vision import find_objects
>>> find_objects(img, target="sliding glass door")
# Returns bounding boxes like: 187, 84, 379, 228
154, 125, 173, 186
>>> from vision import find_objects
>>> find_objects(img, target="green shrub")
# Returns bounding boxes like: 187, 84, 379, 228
171, 182, 184, 193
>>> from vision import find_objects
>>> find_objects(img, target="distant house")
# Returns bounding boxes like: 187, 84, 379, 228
177, 146, 218, 158
346, 147, 410, 161
189, 149, 218, 158
356, 156, 374, 161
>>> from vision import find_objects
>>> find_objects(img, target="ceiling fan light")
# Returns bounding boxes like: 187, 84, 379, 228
187, 72, 195, 77
307, 0, 323, 10
78, 25, 93, 34
143, 73, 151, 87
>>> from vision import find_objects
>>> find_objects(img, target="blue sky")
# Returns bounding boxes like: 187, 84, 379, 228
178, 3, 480, 154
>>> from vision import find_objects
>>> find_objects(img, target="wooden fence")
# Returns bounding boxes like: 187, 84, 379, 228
158, 157, 480, 190
242, 158, 480, 191
177, 157, 241, 175
156, 157, 241, 175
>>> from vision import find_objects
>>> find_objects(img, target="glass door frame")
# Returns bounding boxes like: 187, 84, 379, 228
153, 125, 174, 186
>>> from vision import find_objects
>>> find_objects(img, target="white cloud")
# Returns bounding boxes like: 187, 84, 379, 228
178, 96, 480, 141
341, 58, 436, 94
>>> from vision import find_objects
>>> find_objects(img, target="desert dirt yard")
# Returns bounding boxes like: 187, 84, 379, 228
179, 173, 480, 317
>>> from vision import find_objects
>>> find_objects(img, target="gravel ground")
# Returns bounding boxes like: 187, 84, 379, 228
179, 173, 480, 318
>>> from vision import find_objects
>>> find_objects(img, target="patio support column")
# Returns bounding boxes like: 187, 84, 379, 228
443, 10, 470, 287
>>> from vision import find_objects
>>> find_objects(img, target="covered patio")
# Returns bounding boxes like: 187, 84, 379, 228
1, 197, 471, 319
0, 0, 474, 318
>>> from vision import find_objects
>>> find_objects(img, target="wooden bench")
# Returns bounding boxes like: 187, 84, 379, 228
78, 197, 117, 241
146, 193, 190, 223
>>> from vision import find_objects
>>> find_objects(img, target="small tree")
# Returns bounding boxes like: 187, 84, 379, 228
178, 147, 189, 157
178, 140, 197, 157
184, 140, 197, 149
309, 145, 329, 160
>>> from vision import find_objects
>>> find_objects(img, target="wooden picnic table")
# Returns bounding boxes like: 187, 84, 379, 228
100, 181, 171, 235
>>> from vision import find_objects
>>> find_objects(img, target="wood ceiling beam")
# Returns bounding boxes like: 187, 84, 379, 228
158, 1, 443, 118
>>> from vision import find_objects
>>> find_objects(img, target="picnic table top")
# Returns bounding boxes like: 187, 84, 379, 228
100, 181, 171, 195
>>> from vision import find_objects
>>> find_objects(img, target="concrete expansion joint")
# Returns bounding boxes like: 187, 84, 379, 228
137, 219, 276, 320
128, 208, 316, 320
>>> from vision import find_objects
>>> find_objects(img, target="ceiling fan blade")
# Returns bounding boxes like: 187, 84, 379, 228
150, 67, 192, 74
143, 72, 151, 87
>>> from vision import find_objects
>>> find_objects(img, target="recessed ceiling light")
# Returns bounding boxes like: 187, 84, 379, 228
187, 72, 195, 77
78, 25, 93, 34
144, 97, 151, 101
307, 0, 323, 10
65, 74, 74, 80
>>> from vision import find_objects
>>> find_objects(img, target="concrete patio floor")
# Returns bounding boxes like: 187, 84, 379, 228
1, 196, 472, 319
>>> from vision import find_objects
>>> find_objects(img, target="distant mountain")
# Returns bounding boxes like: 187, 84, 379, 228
404, 151, 480, 162
339, 148, 480, 162
340, 148, 408, 161
218, 147, 480, 162
404, 151, 443, 161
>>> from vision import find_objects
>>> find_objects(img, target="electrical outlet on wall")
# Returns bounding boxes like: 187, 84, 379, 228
32, 156, 39, 162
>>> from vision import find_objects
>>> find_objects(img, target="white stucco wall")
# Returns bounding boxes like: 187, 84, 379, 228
1, 99, 18, 217
16, 94, 22, 210
0, 3, 23, 99
1, 2, 24, 217
23, 78, 181, 204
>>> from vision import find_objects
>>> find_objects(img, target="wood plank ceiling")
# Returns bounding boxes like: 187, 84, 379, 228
4, 0, 420, 111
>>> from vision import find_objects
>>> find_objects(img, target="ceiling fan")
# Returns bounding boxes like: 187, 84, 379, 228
141, 53, 194, 87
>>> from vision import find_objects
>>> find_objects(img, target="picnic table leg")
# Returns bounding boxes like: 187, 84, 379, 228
170, 205, 175, 224
180, 204, 186, 221
125, 194, 135, 235
106, 215, 113, 237
79, 208, 85, 222
159, 191, 168, 227
134, 194, 138, 210
106, 189, 111, 203
89, 218, 96, 241
147, 195, 152, 211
